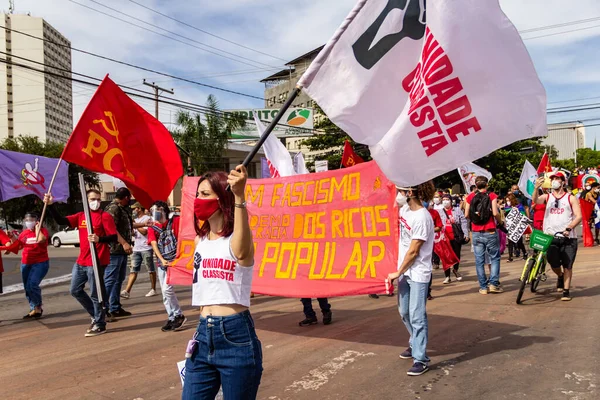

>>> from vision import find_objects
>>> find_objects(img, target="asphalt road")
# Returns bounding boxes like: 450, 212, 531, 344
1, 246, 600, 399
1, 246, 80, 288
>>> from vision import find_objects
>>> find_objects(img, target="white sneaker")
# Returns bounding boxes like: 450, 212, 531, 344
120, 290, 130, 299
454, 271, 463, 281
443, 277, 451, 285
145, 289, 157, 297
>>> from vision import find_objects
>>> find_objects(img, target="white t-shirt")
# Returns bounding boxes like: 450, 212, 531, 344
192, 235, 254, 308
398, 205, 434, 283
133, 215, 152, 252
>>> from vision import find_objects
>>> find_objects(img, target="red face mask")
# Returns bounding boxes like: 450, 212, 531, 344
194, 198, 220, 220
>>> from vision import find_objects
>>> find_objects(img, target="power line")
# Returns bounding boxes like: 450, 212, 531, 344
523, 23, 600, 41
519, 16, 600, 34
125, 0, 288, 63
71, 0, 281, 70
0, 25, 265, 101
548, 95, 600, 105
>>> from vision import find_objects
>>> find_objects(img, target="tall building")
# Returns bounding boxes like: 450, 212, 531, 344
260, 46, 330, 164
542, 122, 585, 160
0, 13, 73, 143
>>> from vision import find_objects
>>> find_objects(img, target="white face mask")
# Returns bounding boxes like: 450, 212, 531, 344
396, 193, 407, 207
433, 197, 441, 205
551, 180, 562, 190
442, 200, 451, 208
89, 200, 100, 211
25, 221, 36, 230
586, 185, 591, 191
506, 200, 511, 207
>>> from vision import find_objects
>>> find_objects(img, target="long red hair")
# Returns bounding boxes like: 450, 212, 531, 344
194, 171, 234, 238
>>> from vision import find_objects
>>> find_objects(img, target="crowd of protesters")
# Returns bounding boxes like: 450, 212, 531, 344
1, 164, 592, 395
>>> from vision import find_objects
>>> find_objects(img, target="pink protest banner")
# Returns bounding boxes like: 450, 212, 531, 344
169, 161, 399, 298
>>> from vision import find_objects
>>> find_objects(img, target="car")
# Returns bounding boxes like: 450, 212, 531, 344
51, 227, 80, 248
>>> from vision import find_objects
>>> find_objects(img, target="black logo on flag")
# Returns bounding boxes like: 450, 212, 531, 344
353, 0, 426, 69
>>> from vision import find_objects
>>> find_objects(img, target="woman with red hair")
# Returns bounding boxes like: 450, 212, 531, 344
183, 165, 262, 399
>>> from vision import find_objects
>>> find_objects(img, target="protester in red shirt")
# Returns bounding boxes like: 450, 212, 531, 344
464, 176, 503, 295
532, 188, 547, 231
45, 190, 118, 337
427, 206, 443, 301
17, 212, 50, 319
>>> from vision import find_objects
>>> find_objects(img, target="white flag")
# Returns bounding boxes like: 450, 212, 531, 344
518, 160, 537, 199
298, 0, 546, 187
458, 163, 492, 193
293, 152, 310, 175
254, 113, 295, 177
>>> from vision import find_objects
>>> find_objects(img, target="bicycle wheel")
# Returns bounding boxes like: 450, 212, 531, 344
517, 258, 535, 304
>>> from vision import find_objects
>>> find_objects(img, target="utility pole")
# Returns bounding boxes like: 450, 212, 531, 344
143, 79, 174, 119
142, 79, 193, 176
8, 0, 14, 14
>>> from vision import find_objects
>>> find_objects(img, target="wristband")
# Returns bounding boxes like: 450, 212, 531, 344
235, 202, 247, 209
565, 227, 572, 232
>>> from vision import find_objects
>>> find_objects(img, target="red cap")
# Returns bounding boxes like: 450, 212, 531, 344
549, 171, 567, 180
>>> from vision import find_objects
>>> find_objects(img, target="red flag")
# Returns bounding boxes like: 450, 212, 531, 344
537, 153, 552, 175
62, 76, 183, 208
341, 140, 364, 168
434, 230, 459, 270
580, 198, 595, 247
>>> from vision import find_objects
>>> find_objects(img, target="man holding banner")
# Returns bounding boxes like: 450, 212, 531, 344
45, 191, 117, 337
388, 181, 436, 377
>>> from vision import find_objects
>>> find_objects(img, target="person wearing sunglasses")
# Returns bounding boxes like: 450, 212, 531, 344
533, 172, 582, 301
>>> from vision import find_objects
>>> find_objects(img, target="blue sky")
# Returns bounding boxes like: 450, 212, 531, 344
13, 0, 600, 148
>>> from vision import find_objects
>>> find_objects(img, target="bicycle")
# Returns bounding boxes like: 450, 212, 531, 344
516, 229, 556, 305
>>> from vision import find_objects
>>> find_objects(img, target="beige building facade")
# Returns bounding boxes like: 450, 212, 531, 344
542, 123, 585, 161
0, 13, 72, 144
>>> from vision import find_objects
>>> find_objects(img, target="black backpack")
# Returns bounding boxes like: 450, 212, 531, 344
469, 191, 492, 226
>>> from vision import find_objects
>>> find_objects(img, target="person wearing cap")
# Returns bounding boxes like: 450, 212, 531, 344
388, 181, 436, 377
103, 187, 135, 319
17, 212, 50, 319
533, 171, 582, 301
121, 202, 157, 299
464, 176, 503, 295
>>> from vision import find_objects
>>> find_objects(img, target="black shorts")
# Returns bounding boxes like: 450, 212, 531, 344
546, 238, 578, 270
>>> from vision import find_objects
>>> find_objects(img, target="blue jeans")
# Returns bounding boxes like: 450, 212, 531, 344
157, 265, 182, 320
398, 276, 430, 365
104, 254, 128, 312
21, 261, 49, 310
472, 231, 501, 289
70, 264, 107, 328
301, 298, 331, 319
182, 310, 263, 399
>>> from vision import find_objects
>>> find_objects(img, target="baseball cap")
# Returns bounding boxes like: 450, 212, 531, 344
115, 187, 131, 199
130, 201, 143, 209
549, 171, 567, 181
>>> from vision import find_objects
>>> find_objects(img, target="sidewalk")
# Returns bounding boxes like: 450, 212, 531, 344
1, 245, 600, 400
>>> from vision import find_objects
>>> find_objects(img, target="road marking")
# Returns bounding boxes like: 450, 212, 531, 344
0, 274, 72, 295
285, 350, 375, 393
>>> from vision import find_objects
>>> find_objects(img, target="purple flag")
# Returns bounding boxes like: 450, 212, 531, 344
0, 149, 70, 202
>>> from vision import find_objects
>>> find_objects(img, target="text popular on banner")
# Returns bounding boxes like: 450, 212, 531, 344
169, 161, 399, 297
505, 208, 530, 243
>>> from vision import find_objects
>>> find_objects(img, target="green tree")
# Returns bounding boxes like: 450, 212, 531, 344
574, 148, 600, 169
0, 136, 100, 227
300, 105, 371, 171
172, 95, 245, 175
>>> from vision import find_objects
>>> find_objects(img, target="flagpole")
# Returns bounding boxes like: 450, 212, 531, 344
226, 86, 301, 190
78, 173, 106, 305
241, 87, 301, 168
36, 157, 64, 241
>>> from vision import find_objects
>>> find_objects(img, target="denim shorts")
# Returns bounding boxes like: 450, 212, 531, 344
130, 250, 156, 273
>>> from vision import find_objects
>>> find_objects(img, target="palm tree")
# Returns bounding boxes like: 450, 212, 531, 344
172, 95, 245, 175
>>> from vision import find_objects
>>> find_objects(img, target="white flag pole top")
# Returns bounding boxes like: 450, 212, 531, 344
457, 162, 492, 193
518, 160, 537, 200
299, 0, 547, 187
254, 112, 296, 177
